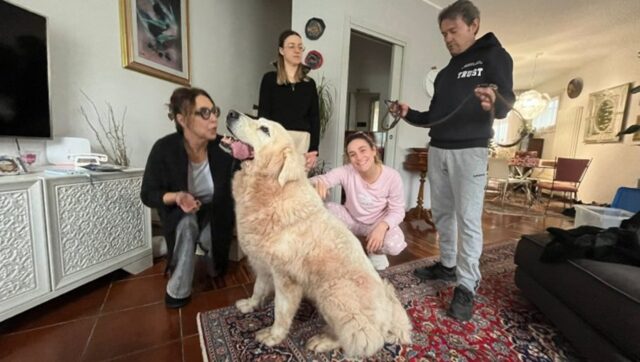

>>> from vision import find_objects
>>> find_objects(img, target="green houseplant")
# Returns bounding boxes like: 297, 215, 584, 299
316, 75, 334, 139
308, 76, 334, 177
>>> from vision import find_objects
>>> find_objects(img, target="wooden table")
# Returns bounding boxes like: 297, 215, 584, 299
403, 147, 436, 232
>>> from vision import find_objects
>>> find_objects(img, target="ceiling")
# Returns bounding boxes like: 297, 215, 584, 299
423, 0, 640, 90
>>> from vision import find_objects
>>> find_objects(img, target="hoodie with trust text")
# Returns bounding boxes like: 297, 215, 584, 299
406, 32, 515, 149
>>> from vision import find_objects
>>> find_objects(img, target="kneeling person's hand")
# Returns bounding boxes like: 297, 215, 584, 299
313, 180, 329, 200
366, 222, 388, 254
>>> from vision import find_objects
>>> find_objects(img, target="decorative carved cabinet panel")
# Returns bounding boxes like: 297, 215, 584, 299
0, 178, 50, 314
45, 172, 149, 289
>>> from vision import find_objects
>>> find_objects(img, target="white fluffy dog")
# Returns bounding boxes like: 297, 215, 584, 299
224, 110, 412, 357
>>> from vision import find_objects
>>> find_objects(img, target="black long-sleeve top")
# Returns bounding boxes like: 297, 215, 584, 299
258, 71, 320, 152
406, 32, 515, 149
140, 133, 237, 275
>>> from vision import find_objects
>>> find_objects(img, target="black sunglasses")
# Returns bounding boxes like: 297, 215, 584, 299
193, 106, 221, 120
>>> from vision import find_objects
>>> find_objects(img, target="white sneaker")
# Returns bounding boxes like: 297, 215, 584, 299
368, 254, 389, 271
195, 243, 206, 256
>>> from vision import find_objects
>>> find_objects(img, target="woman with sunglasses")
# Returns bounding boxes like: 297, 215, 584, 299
258, 29, 319, 170
141, 87, 238, 309
310, 132, 407, 270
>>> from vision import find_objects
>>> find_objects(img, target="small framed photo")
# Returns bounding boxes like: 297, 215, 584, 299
583, 83, 630, 143
119, 0, 190, 85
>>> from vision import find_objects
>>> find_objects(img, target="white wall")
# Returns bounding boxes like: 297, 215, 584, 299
292, 0, 450, 208
536, 47, 640, 203
0, 0, 291, 167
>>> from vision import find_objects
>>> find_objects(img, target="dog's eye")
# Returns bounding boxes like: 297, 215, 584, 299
259, 125, 270, 136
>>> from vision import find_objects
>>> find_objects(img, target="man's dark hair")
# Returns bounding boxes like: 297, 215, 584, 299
438, 0, 480, 28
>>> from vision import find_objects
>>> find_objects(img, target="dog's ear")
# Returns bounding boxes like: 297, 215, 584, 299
278, 147, 305, 187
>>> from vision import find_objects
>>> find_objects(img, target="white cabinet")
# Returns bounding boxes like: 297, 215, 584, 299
0, 177, 50, 318
0, 170, 152, 321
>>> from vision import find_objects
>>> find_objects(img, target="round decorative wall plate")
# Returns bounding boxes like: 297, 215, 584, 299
304, 50, 324, 70
305, 18, 326, 40
424, 66, 439, 97
566, 77, 583, 98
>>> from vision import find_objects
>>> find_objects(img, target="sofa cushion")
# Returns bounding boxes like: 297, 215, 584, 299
515, 233, 640, 360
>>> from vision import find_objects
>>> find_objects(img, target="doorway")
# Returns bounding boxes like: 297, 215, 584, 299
344, 27, 404, 167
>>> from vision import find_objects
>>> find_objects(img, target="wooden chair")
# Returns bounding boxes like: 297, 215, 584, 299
537, 157, 591, 213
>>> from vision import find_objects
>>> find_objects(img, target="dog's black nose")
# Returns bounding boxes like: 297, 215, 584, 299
227, 110, 240, 122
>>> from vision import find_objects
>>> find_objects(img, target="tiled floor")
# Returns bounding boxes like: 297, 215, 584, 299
0, 199, 574, 362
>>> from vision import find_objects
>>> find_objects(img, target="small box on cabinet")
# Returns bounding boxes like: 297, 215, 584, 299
574, 205, 634, 228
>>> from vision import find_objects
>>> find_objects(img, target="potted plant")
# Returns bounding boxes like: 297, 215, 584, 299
80, 91, 130, 167
310, 76, 334, 177
316, 75, 334, 139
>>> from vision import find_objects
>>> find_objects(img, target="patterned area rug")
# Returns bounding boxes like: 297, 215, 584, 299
197, 241, 581, 361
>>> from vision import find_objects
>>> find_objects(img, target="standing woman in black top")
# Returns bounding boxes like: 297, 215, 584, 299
140, 87, 236, 309
258, 30, 320, 170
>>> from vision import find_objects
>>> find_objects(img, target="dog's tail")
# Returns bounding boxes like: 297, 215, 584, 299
383, 280, 412, 345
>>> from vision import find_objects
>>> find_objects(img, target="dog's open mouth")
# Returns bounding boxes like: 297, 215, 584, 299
220, 134, 254, 161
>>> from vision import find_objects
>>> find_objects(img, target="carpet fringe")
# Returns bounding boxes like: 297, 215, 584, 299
196, 312, 210, 362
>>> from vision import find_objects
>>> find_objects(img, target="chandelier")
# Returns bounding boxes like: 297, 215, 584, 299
512, 53, 550, 120
513, 89, 550, 120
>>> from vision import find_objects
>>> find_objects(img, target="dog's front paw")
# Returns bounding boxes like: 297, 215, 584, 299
306, 333, 341, 353
235, 298, 258, 313
255, 326, 285, 346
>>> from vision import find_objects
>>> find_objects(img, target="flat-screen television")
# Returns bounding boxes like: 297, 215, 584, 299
0, 1, 52, 139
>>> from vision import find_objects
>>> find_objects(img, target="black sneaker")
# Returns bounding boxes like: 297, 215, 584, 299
165, 292, 191, 309
413, 262, 457, 281
447, 285, 474, 321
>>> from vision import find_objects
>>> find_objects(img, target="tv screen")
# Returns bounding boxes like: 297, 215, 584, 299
0, 1, 51, 139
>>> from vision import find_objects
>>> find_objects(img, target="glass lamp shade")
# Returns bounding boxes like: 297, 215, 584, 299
513, 89, 550, 120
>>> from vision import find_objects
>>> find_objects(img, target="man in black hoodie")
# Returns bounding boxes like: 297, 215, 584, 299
394, 0, 515, 321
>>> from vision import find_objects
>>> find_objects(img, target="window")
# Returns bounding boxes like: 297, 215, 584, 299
532, 97, 559, 132
492, 117, 509, 144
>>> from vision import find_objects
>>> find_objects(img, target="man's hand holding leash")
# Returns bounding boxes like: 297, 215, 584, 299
474, 84, 497, 111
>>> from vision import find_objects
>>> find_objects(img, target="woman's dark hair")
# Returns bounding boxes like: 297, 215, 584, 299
344, 131, 381, 165
275, 29, 306, 85
167, 87, 215, 134
438, 0, 480, 33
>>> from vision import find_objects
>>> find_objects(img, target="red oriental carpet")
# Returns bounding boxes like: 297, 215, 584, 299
197, 241, 581, 361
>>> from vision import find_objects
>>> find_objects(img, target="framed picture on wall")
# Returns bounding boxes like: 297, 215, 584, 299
119, 0, 190, 85
583, 83, 630, 143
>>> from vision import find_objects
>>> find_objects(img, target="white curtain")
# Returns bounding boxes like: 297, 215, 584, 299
493, 117, 509, 144
532, 97, 559, 132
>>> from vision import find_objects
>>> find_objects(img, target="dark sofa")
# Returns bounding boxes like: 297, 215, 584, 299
514, 233, 640, 361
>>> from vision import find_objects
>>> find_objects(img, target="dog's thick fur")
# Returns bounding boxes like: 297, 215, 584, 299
227, 112, 412, 357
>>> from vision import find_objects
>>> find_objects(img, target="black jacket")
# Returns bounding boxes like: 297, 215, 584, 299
258, 71, 320, 152
140, 133, 237, 275
406, 32, 515, 149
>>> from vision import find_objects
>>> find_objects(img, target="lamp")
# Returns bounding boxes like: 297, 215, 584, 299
513, 53, 550, 120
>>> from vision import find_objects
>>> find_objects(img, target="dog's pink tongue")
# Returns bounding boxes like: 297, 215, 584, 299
230, 141, 253, 160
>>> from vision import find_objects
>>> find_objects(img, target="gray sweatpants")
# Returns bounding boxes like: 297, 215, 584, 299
428, 146, 487, 294
166, 214, 212, 299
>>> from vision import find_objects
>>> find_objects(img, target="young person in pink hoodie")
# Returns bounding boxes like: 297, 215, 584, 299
310, 132, 406, 270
